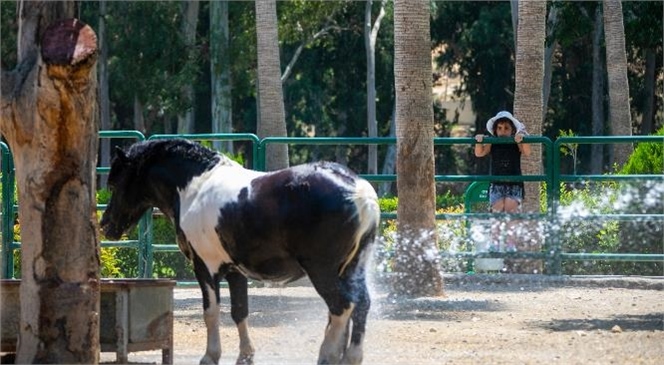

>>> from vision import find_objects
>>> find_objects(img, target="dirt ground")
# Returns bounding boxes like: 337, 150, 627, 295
100, 274, 664, 364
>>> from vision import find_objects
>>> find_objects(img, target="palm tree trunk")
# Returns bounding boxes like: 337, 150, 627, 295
513, 0, 546, 274
603, 0, 633, 166
393, 0, 443, 297
255, 0, 288, 170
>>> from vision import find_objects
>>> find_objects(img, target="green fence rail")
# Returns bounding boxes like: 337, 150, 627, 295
1, 133, 662, 278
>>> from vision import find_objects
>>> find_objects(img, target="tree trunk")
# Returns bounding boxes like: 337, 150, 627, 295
640, 48, 656, 135
177, 0, 199, 134
603, 0, 633, 167
378, 104, 396, 197
513, 0, 546, 274
99, 0, 111, 188
591, 6, 606, 174
0, 12, 100, 363
255, 0, 288, 170
510, 0, 519, 50
210, 0, 233, 153
133, 94, 145, 133
365, 0, 386, 175
542, 5, 559, 121
393, 0, 443, 297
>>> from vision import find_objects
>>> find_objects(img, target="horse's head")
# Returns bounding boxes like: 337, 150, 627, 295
100, 146, 153, 240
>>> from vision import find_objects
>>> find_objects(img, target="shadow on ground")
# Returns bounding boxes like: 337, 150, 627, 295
534, 313, 664, 332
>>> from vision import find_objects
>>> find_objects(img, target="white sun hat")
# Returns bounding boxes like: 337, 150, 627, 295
486, 111, 528, 136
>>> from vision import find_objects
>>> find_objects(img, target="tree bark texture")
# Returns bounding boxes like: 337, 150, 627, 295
255, 0, 289, 170
98, 0, 111, 188
591, 6, 606, 174
640, 48, 656, 135
210, 0, 234, 153
365, 0, 386, 175
603, 0, 633, 167
513, 0, 546, 274
393, 0, 443, 297
0, 14, 100, 363
177, 0, 199, 134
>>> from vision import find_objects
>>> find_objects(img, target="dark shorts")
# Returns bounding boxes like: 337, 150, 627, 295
489, 183, 524, 206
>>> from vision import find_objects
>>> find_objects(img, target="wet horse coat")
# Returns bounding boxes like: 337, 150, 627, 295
100, 139, 380, 364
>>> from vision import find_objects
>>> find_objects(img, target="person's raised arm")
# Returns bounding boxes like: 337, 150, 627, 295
515, 132, 531, 157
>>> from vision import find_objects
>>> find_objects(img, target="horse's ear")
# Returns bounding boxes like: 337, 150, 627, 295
114, 146, 128, 163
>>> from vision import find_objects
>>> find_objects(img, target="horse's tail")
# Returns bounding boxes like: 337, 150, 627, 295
339, 179, 380, 275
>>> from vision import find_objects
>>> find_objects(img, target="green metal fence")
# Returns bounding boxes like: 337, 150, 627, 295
1, 133, 662, 278
1, 141, 15, 278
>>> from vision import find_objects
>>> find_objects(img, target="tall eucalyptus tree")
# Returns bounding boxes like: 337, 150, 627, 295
177, 0, 200, 134
210, 0, 233, 153
365, 0, 387, 175
99, 0, 111, 187
591, 5, 606, 174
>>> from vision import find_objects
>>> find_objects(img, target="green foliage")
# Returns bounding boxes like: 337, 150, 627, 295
378, 191, 463, 213
619, 125, 664, 175
378, 196, 398, 212
431, 2, 515, 126
100, 248, 122, 278
0, 1, 17, 69
198, 140, 246, 166
557, 182, 620, 274
557, 128, 579, 174
150, 216, 194, 280
556, 178, 662, 276
436, 191, 465, 209
97, 188, 112, 205
608, 126, 664, 275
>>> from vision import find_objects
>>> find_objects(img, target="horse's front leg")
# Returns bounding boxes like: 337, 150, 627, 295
194, 258, 222, 365
226, 270, 255, 365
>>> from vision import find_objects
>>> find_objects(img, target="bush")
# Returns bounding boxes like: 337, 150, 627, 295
609, 125, 664, 275
376, 195, 469, 274
556, 125, 664, 275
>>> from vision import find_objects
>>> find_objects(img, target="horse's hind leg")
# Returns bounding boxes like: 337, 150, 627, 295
225, 270, 255, 364
340, 273, 370, 365
303, 267, 352, 364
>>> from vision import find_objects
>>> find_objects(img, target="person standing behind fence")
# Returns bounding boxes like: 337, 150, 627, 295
474, 111, 531, 251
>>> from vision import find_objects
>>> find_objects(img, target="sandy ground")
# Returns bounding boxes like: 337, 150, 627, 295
100, 274, 664, 364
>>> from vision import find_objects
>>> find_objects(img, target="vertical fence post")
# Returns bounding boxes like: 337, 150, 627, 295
542, 138, 556, 274
137, 209, 154, 278
1, 142, 16, 278
550, 139, 563, 275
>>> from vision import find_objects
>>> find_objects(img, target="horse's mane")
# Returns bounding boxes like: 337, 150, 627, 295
126, 139, 239, 171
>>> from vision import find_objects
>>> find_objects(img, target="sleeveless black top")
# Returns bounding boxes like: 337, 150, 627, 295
490, 143, 523, 187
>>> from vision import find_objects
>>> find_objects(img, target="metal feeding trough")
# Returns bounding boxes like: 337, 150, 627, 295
1, 278, 176, 364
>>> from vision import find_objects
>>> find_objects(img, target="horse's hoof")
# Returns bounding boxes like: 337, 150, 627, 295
341, 344, 363, 364
199, 354, 219, 365
317, 356, 341, 365
236, 353, 254, 365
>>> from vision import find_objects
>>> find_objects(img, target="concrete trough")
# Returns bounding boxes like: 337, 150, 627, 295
1, 278, 176, 364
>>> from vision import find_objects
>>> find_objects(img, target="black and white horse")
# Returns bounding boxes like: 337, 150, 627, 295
100, 139, 380, 364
